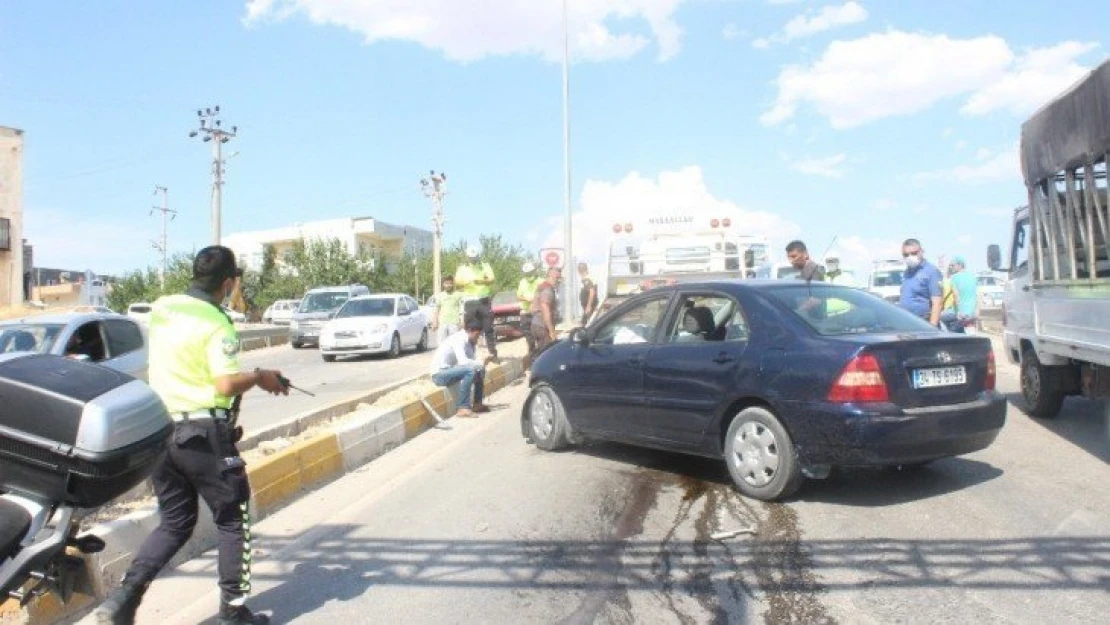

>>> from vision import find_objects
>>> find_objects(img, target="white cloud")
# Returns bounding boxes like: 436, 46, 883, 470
955, 140, 968, 150
243, 0, 689, 63
761, 31, 1099, 128
874, 198, 896, 211
956, 234, 974, 245
942, 127, 953, 138
754, 1, 867, 48
977, 207, 1012, 217
833, 235, 903, 274
914, 146, 1019, 185
962, 41, 1099, 116
722, 23, 741, 41
791, 153, 848, 178
537, 166, 800, 269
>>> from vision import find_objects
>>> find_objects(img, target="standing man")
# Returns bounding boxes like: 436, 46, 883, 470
455, 246, 498, 360
517, 261, 542, 358
943, 255, 979, 333
577, 261, 598, 326
430, 320, 494, 417
530, 266, 563, 360
94, 246, 288, 625
432, 274, 464, 345
785, 240, 825, 282
899, 238, 944, 327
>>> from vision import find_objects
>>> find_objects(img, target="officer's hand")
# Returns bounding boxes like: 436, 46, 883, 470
256, 369, 290, 396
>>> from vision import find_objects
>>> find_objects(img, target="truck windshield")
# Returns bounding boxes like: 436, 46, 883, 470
299, 292, 350, 313
872, 270, 904, 287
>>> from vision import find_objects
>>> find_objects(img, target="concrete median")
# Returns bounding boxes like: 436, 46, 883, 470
1, 357, 525, 625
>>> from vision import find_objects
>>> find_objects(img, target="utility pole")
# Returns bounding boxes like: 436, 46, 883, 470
420, 171, 447, 299
189, 105, 237, 245
561, 0, 575, 326
150, 185, 177, 290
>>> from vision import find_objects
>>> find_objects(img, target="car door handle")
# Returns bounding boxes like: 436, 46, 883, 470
713, 353, 734, 364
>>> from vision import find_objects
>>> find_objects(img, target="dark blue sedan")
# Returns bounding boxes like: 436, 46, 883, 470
521, 281, 1006, 501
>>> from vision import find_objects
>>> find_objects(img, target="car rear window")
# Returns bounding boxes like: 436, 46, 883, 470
764, 285, 936, 336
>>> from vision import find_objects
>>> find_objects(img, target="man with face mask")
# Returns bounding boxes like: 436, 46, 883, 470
898, 238, 944, 327
94, 246, 289, 625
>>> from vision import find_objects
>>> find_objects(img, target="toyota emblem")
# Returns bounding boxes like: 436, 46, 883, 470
937, 351, 953, 364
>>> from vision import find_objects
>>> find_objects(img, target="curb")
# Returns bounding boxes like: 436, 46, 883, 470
3, 358, 525, 624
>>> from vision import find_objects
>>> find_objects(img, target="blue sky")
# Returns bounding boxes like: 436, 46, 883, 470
1, 0, 1106, 276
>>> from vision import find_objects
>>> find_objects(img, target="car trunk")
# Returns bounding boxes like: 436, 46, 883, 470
834, 334, 992, 408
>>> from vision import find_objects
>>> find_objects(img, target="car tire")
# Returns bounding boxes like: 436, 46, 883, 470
1021, 348, 1066, 419
291, 341, 303, 349
526, 384, 570, 451
723, 406, 803, 501
416, 328, 429, 352
388, 333, 401, 358
322, 354, 336, 362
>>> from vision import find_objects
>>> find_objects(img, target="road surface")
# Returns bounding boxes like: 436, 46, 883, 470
116, 338, 1110, 624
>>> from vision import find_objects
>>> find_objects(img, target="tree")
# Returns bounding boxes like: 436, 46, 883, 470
106, 253, 194, 312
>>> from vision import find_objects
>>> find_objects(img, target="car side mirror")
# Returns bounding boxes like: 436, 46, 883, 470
570, 327, 589, 346
987, 244, 1002, 271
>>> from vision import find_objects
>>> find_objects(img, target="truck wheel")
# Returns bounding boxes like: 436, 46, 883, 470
1021, 349, 1066, 419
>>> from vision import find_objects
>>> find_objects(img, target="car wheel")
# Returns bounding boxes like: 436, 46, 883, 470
322, 354, 336, 362
388, 333, 401, 358
416, 328, 429, 352
1021, 349, 1066, 419
526, 384, 570, 451
291, 341, 303, 349
723, 406, 803, 501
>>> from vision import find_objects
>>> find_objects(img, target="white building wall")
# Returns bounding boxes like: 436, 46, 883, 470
0, 127, 25, 308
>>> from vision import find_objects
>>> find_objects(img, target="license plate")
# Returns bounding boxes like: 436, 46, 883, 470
913, 366, 967, 388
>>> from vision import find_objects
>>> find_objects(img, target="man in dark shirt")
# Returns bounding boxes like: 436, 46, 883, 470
785, 240, 825, 283
898, 237, 943, 326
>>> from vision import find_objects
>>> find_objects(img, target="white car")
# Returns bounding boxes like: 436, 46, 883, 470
222, 306, 247, 323
0, 312, 148, 380
319, 293, 429, 362
262, 299, 300, 325
976, 275, 1005, 309
127, 302, 153, 325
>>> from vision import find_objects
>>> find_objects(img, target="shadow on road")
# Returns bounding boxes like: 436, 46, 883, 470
1004, 392, 1110, 462
566, 441, 1002, 508
184, 525, 1110, 623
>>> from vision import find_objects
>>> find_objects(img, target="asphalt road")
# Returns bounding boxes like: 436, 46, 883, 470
234, 338, 439, 433
116, 338, 1110, 624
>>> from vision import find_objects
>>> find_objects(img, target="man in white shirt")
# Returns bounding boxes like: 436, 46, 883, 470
430, 320, 493, 417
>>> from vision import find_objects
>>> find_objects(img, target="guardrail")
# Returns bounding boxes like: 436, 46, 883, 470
237, 325, 290, 351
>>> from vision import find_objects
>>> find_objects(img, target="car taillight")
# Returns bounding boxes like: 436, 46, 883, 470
828, 353, 890, 403
986, 350, 996, 390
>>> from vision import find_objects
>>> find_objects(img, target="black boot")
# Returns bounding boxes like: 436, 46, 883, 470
92, 575, 151, 625
219, 602, 270, 625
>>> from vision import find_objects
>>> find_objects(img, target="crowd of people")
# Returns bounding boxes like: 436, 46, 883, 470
427, 248, 598, 418
785, 238, 981, 333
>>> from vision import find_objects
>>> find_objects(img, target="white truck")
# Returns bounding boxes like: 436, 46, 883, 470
866, 259, 905, 304
987, 58, 1110, 419
599, 213, 769, 314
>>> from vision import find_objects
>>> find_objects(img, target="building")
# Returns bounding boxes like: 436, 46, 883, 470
0, 127, 25, 309
223, 216, 434, 273
29, 269, 110, 309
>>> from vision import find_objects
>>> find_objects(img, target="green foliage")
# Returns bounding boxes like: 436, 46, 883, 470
107, 234, 537, 316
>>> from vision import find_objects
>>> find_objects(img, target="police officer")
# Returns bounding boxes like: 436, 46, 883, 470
516, 261, 542, 359
95, 246, 288, 625
455, 246, 498, 359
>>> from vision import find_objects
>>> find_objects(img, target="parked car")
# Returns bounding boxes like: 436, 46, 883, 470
262, 299, 300, 325
976, 275, 1004, 310
291, 285, 371, 348
126, 302, 153, 325
318, 293, 429, 361
522, 281, 1005, 501
491, 290, 524, 340
0, 312, 148, 380
70, 305, 115, 314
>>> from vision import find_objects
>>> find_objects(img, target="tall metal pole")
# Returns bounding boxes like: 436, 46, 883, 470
562, 0, 574, 326
150, 185, 176, 290
190, 106, 237, 246
421, 171, 448, 299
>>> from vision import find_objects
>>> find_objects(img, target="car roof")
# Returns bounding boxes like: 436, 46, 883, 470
349, 293, 405, 301
0, 312, 131, 325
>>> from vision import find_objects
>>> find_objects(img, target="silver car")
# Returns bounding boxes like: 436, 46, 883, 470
0, 313, 148, 380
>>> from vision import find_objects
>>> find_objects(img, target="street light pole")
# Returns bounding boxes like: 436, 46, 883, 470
150, 185, 177, 290
561, 0, 574, 326
420, 171, 448, 299
189, 106, 237, 246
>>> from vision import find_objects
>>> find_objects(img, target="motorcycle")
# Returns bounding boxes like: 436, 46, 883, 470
0, 353, 171, 608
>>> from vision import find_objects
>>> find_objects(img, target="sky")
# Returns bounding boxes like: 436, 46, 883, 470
1, 0, 1106, 277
